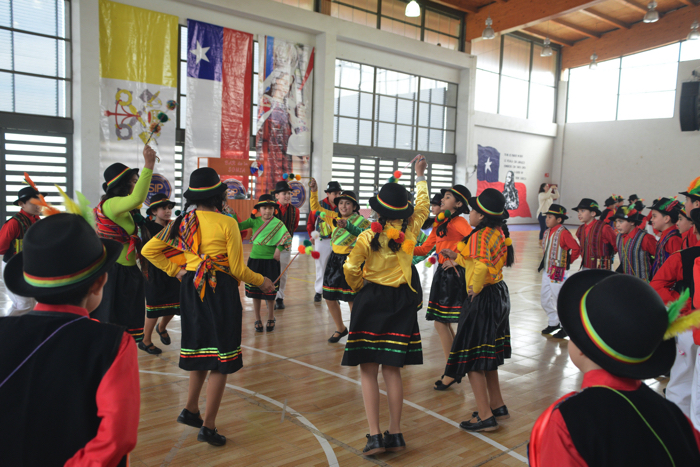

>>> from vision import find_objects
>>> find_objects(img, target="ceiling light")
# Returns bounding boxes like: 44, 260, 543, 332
589, 53, 598, 70
541, 37, 553, 57
405, 0, 420, 17
482, 16, 496, 40
643, 1, 659, 23
688, 20, 700, 41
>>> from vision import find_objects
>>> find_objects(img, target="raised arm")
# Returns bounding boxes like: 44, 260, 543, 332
408, 157, 429, 235
104, 146, 157, 216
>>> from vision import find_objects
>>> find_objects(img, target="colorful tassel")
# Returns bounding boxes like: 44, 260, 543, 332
402, 239, 415, 254
166, 100, 178, 111
505, 238, 513, 247
371, 222, 383, 234
297, 245, 306, 254
664, 309, 700, 340
311, 250, 320, 259
303, 239, 312, 247
397, 231, 405, 243
386, 228, 400, 240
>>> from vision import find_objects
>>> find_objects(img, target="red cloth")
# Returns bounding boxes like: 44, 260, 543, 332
658, 227, 683, 255
31, 303, 140, 467
583, 220, 618, 252
413, 216, 472, 263
683, 230, 699, 250
0, 209, 39, 255
279, 203, 300, 233
650, 252, 686, 308
477, 181, 531, 218
530, 369, 700, 467
621, 227, 657, 256
548, 225, 581, 263
306, 197, 335, 237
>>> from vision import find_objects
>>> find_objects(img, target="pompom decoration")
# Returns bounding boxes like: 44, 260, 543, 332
394, 170, 402, 179
402, 240, 415, 254
175, 210, 182, 216
251, 209, 258, 215
371, 222, 383, 234
397, 231, 406, 243
311, 251, 321, 259
457, 241, 466, 252
306, 246, 314, 253
318, 211, 326, 218
295, 174, 302, 181
386, 228, 400, 240
298, 245, 306, 254
311, 230, 320, 239
444, 209, 451, 217
283, 173, 288, 179
426, 261, 434, 268
166, 100, 178, 110
437, 212, 445, 221
388, 177, 396, 183
156, 112, 169, 123
303, 239, 312, 247
505, 238, 513, 247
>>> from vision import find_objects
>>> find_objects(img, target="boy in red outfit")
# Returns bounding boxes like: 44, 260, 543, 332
571, 198, 616, 271
612, 206, 657, 281
649, 197, 683, 278
681, 176, 700, 249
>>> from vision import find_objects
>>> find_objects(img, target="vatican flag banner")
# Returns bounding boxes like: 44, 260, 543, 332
99, 0, 178, 185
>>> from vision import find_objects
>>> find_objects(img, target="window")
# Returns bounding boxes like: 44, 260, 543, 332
681, 39, 700, 62
334, 59, 457, 154
423, 9, 461, 51
472, 35, 558, 123
330, 0, 378, 28
0, 0, 71, 118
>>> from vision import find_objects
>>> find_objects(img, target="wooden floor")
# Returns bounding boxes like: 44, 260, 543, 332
1, 228, 668, 466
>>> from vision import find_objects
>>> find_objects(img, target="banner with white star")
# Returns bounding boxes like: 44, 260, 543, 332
98, 0, 178, 186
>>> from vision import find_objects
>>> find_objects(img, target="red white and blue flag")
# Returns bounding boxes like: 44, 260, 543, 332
477, 144, 532, 218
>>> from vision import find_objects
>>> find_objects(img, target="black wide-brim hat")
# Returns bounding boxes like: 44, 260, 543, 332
14, 186, 48, 206
4, 214, 121, 298
558, 270, 675, 379
604, 197, 617, 207
146, 193, 176, 216
628, 194, 639, 202
102, 163, 139, 192
610, 207, 640, 223
183, 167, 227, 200
544, 204, 568, 221
336, 190, 360, 212
690, 208, 700, 225
572, 198, 602, 216
446, 185, 471, 213
369, 183, 414, 220
273, 181, 292, 194
325, 181, 342, 193
469, 188, 509, 219
430, 192, 443, 206
254, 193, 279, 210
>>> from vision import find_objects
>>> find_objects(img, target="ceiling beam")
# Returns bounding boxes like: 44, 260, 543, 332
561, 5, 693, 69
551, 18, 602, 38
522, 28, 575, 46
615, 0, 649, 14
678, 0, 697, 6
429, 0, 479, 14
580, 8, 631, 29
465, 0, 607, 42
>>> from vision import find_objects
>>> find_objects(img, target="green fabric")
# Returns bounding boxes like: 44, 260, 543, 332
238, 216, 286, 259
102, 168, 153, 265
412, 230, 434, 265
331, 213, 370, 247
344, 216, 369, 238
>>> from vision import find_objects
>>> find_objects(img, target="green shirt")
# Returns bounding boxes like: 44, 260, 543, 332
238, 216, 286, 259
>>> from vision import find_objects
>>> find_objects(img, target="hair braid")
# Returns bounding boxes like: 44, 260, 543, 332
436, 203, 469, 238
370, 217, 386, 252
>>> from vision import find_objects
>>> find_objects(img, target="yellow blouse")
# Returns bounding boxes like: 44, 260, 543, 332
309, 190, 352, 255
455, 226, 507, 295
141, 210, 264, 287
343, 180, 429, 292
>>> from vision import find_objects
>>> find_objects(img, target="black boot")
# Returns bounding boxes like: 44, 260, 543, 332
383, 431, 406, 452
362, 433, 385, 456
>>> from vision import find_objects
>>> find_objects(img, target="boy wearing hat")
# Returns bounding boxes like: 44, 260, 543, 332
678, 209, 695, 250
528, 270, 700, 466
306, 181, 341, 303
572, 198, 617, 271
649, 197, 683, 279
599, 195, 621, 228
0, 214, 139, 465
0, 185, 46, 315
539, 205, 581, 339
273, 180, 299, 310
612, 206, 657, 281
681, 176, 700, 249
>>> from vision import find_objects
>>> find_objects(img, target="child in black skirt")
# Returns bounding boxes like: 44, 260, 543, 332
238, 194, 291, 332
341, 157, 428, 456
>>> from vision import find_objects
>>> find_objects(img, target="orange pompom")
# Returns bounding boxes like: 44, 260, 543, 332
295, 174, 302, 181
252, 209, 258, 215
386, 228, 400, 240
298, 245, 306, 254
505, 238, 513, 246
393, 170, 402, 179
457, 241, 466, 252
402, 240, 415, 254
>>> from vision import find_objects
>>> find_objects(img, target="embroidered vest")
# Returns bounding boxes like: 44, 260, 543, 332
617, 230, 651, 282
576, 220, 613, 270
539, 226, 571, 282
332, 213, 370, 247
2, 211, 35, 263
651, 228, 681, 279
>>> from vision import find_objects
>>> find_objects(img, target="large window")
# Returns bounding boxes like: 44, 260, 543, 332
334, 59, 457, 153
330, 0, 379, 28
0, 0, 71, 118
567, 41, 698, 123
472, 35, 558, 123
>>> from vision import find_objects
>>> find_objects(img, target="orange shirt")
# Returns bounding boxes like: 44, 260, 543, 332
413, 216, 472, 264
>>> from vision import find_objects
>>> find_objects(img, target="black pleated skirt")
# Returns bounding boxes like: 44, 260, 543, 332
341, 266, 423, 367
426, 264, 467, 323
91, 263, 145, 342
245, 258, 280, 300
179, 271, 243, 374
145, 265, 181, 318
323, 251, 356, 302
445, 281, 511, 376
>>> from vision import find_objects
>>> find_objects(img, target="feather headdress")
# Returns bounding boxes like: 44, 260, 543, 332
24, 173, 60, 216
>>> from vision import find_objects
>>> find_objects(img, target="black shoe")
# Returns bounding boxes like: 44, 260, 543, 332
197, 426, 226, 446
491, 405, 510, 420
138, 341, 162, 355
328, 327, 348, 343
552, 329, 568, 339
383, 431, 406, 452
177, 408, 203, 428
362, 434, 385, 456
314, 293, 323, 302
266, 318, 276, 332
434, 375, 462, 391
459, 415, 498, 432
541, 324, 560, 335
275, 299, 285, 310
254, 320, 264, 333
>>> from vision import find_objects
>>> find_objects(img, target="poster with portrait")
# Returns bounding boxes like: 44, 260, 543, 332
476, 144, 532, 219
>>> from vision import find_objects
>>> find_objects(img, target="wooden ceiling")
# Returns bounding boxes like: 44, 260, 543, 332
434, 0, 699, 68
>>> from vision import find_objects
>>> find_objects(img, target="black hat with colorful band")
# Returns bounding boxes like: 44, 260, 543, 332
628, 194, 639, 203
14, 186, 48, 206
572, 198, 601, 216
254, 193, 279, 210
447, 185, 472, 213
651, 197, 682, 216
4, 214, 121, 297
680, 176, 700, 201
102, 163, 139, 193
336, 190, 360, 212
369, 183, 414, 220
557, 270, 676, 379
545, 204, 568, 221
679, 208, 692, 222
610, 205, 642, 223
468, 188, 509, 219
183, 167, 227, 200
325, 181, 342, 193
146, 193, 176, 216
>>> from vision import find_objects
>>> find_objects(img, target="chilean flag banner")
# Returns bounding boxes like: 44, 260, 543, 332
477, 144, 532, 218
184, 19, 253, 190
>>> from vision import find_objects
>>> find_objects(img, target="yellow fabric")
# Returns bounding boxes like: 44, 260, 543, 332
455, 226, 507, 295
141, 210, 264, 287
310, 190, 352, 255
343, 180, 429, 292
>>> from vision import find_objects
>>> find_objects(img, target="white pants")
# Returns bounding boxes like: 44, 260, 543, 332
276, 249, 291, 300
666, 331, 700, 428
540, 271, 565, 326
1, 260, 35, 316
314, 238, 332, 295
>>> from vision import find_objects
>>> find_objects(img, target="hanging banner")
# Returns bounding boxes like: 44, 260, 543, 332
183, 19, 253, 192
98, 0, 178, 185
255, 36, 314, 204
477, 144, 532, 219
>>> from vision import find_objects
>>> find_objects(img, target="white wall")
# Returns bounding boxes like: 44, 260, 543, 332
556, 59, 700, 212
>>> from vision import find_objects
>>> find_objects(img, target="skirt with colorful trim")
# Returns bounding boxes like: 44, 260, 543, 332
91, 263, 145, 343
323, 252, 356, 302
341, 266, 423, 367
179, 271, 243, 374
245, 258, 280, 300
145, 265, 181, 318
445, 280, 511, 376
425, 264, 466, 323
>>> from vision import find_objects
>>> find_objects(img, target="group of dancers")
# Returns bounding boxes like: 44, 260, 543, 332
2, 145, 700, 464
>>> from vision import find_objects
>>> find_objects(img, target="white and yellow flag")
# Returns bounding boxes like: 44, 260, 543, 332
99, 0, 178, 183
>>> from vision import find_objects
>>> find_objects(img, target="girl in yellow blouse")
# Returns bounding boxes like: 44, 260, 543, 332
341, 157, 428, 457
142, 168, 274, 447
440, 188, 515, 433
